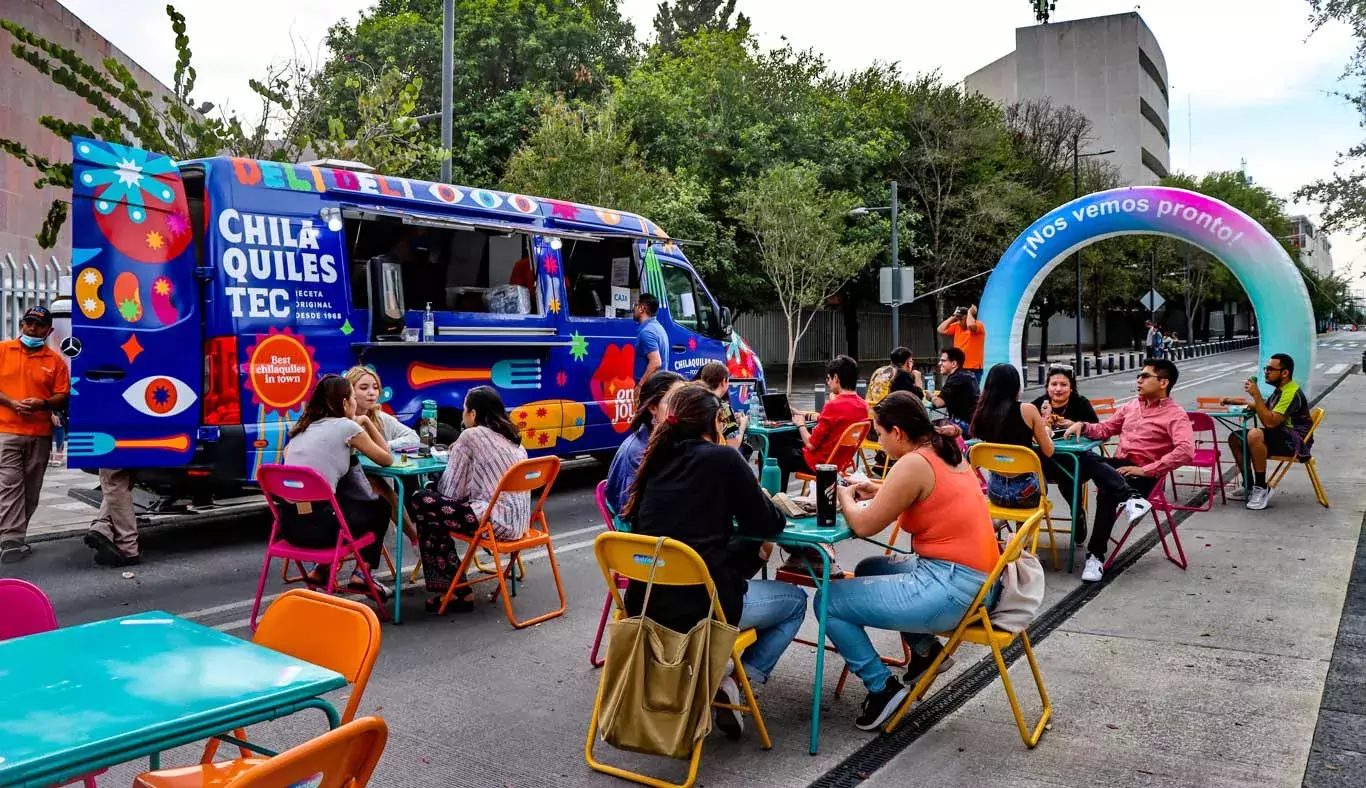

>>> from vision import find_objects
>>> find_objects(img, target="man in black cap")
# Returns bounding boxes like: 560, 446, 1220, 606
0, 306, 70, 563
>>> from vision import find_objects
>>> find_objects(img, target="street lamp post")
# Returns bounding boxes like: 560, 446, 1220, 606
850, 181, 902, 347
1071, 135, 1114, 372
439, 0, 454, 184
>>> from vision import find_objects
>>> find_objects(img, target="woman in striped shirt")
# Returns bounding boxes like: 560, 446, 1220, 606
410, 385, 529, 613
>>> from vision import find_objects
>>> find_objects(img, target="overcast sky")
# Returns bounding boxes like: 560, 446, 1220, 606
56, 0, 1366, 289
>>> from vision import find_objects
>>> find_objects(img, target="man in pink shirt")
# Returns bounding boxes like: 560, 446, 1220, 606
1062, 357, 1195, 582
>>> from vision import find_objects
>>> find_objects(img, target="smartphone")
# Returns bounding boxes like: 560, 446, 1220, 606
837, 477, 851, 487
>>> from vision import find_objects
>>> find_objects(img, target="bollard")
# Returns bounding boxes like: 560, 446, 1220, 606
813, 383, 826, 412
856, 378, 867, 399
1037, 363, 1046, 385
1107, 353, 1114, 372
1083, 356, 1091, 377
1118, 354, 1126, 371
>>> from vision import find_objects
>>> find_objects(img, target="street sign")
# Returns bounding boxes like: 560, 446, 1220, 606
1141, 288, 1165, 312
880, 267, 914, 306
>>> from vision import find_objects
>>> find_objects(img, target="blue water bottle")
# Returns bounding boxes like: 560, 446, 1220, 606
761, 457, 782, 495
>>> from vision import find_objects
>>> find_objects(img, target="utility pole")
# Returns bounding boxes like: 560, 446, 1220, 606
1073, 133, 1082, 372
439, 0, 454, 184
1150, 249, 1157, 323
890, 181, 900, 349
1183, 246, 1194, 343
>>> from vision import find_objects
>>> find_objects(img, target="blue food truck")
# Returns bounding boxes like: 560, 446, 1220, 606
66, 137, 764, 499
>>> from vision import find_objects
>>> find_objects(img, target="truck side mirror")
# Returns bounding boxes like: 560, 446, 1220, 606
720, 306, 733, 333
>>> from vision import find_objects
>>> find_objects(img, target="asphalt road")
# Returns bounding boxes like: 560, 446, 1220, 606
2, 332, 1361, 787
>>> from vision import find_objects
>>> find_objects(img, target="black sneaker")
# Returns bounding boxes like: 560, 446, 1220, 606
85, 531, 140, 567
901, 636, 954, 687
0, 540, 32, 564
856, 676, 910, 731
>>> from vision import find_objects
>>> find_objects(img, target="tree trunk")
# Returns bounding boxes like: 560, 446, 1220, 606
933, 292, 947, 351
784, 309, 798, 395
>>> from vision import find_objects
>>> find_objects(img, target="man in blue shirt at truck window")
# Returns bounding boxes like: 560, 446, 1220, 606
633, 293, 670, 392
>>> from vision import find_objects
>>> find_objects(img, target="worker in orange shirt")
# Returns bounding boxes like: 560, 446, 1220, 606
938, 304, 986, 383
0, 306, 71, 564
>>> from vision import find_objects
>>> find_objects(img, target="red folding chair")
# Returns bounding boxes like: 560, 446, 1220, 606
252, 465, 390, 631
1168, 411, 1227, 511
1102, 481, 1187, 571
589, 480, 629, 668
0, 579, 104, 788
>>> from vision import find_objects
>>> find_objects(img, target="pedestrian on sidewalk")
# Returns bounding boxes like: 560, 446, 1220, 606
1062, 357, 1195, 582
938, 304, 986, 382
1220, 352, 1314, 511
0, 306, 70, 564
84, 469, 141, 566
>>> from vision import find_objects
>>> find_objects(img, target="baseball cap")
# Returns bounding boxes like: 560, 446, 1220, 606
21, 305, 53, 326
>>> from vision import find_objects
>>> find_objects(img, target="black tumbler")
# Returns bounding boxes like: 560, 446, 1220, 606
815, 464, 837, 528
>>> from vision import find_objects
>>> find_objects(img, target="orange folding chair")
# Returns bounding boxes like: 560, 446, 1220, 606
1090, 397, 1117, 456
1267, 407, 1329, 507
1195, 397, 1225, 411
135, 589, 382, 787
136, 717, 388, 788
795, 421, 871, 494
435, 456, 568, 627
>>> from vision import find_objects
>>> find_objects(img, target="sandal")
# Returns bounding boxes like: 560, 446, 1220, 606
425, 596, 474, 614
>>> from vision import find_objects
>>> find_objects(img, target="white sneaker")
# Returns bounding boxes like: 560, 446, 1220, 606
1081, 554, 1104, 582
713, 675, 744, 739
1228, 486, 1249, 501
1123, 496, 1152, 522
1245, 486, 1272, 511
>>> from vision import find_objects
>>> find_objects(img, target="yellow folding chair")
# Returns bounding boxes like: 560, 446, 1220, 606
586, 532, 772, 788
969, 443, 1060, 570
884, 510, 1051, 747
1267, 407, 1329, 508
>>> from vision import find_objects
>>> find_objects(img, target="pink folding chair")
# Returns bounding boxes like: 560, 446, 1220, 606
1168, 411, 1227, 512
589, 480, 628, 668
1102, 481, 1187, 571
253, 465, 390, 631
0, 579, 103, 788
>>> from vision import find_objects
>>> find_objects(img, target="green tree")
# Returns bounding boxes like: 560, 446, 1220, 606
499, 97, 729, 275
733, 163, 876, 392
319, 0, 639, 184
1296, 1, 1366, 236
651, 0, 750, 50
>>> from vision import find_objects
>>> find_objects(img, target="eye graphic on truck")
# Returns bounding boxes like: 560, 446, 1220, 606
122, 375, 198, 417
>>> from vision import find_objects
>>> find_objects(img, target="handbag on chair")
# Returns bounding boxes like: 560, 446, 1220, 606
596, 538, 740, 759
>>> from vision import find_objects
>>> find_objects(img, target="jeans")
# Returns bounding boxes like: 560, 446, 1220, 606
1087, 457, 1157, 560
735, 579, 809, 683
987, 471, 1041, 509
816, 554, 988, 693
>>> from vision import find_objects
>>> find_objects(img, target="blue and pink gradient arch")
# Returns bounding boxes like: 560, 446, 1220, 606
978, 186, 1317, 394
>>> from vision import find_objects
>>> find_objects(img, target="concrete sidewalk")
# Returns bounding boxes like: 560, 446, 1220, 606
860, 372, 1366, 788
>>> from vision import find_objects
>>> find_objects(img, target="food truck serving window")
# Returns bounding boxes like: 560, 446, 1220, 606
342, 207, 539, 316
560, 236, 639, 319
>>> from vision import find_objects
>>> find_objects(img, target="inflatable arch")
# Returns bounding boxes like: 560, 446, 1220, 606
978, 186, 1317, 394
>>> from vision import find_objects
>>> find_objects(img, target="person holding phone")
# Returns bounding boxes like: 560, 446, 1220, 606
938, 304, 986, 382
969, 364, 1053, 509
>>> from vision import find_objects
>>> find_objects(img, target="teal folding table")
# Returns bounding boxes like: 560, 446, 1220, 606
0, 611, 345, 788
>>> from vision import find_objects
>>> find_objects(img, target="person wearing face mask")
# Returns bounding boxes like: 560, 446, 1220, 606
0, 306, 71, 564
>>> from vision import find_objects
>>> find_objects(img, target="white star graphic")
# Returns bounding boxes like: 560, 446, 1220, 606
82, 270, 98, 285
82, 297, 97, 312
115, 158, 143, 188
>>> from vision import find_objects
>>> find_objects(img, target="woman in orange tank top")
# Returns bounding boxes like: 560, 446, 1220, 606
821, 391, 1001, 731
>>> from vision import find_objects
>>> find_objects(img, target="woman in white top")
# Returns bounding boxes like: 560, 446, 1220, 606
281, 375, 394, 596
345, 366, 420, 545
410, 385, 530, 613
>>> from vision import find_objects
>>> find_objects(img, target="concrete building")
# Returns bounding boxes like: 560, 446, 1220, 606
1, 0, 176, 266
1288, 214, 1335, 279
966, 12, 1171, 187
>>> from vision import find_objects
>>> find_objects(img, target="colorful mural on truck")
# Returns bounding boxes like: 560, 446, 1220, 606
67, 136, 761, 483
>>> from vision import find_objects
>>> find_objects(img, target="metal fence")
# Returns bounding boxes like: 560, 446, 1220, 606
735, 306, 940, 369
2, 254, 68, 339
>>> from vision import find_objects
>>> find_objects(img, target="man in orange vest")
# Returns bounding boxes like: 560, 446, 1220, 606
0, 306, 71, 564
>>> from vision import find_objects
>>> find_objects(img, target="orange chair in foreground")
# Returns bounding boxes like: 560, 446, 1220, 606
795, 421, 871, 494
135, 717, 388, 788
134, 589, 382, 787
436, 456, 568, 627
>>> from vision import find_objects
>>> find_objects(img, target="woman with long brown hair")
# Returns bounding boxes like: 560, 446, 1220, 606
281, 375, 395, 596
344, 366, 420, 545
409, 386, 529, 613
621, 384, 806, 739
825, 391, 1000, 731
604, 370, 685, 512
